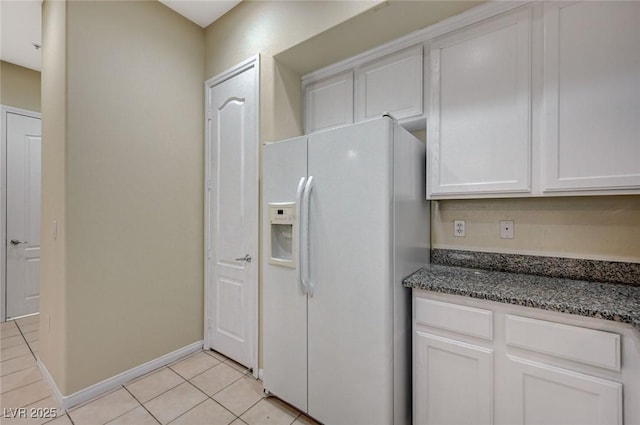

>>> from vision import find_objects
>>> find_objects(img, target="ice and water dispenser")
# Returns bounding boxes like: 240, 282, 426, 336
268, 203, 296, 268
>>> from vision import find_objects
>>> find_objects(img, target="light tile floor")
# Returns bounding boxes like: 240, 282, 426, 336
1, 315, 320, 425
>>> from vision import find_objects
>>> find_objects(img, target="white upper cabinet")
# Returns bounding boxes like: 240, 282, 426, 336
541, 1, 640, 192
302, 0, 639, 197
304, 71, 353, 134
303, 45, 424, 134
356, 45, 423, 122
427, 7, 533, 197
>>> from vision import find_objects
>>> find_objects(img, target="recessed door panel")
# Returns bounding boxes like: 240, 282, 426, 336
216, 277, 244, 341
543, 2, 640, 191
216, 100, 245, 268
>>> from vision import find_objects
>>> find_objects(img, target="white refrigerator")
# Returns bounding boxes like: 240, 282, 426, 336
262, 116, 429, 425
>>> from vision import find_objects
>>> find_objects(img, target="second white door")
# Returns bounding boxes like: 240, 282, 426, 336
205, 57, 259, 371
6, 111, 42, 319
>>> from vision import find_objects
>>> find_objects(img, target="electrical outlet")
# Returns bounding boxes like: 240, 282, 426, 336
500, 220, 514, 239
454, 220, 466, 237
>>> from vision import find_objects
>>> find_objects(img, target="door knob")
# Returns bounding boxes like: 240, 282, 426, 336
235, 254, 252, 263
10, 239, 28, 246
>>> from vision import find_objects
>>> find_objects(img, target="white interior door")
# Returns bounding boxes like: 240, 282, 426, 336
6, 111, 42, 319
205, 56, 259, 371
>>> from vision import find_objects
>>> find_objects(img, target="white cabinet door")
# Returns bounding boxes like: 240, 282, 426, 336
504, 356, 623, 425
304, 71, 353, 134
414, 331, 493, 425
356, 45, 423, 122
428, 7, 532, 196
542, 2, 640, 192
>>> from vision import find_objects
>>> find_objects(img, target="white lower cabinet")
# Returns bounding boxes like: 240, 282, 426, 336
415, 331, 493, 425
504, 356, 622, 425
413, 290, 639, 425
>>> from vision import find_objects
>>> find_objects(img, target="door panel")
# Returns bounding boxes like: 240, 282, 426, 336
7, 113, 42, 319
414, 331, 493, 425
357, 45, 423, 121
542, 1, 640, 191
304, 71, 354, 134
262, 137, 308, 412
207, 60, 258, 369
504, 356, 622, 425
217, 101, 245, 264
307, 118, 394, 424
428, 7, 532, 195
216, 277, 244, 340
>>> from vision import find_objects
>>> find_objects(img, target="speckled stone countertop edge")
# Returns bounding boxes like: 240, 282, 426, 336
403, 264, 640, 332
431, 248, 640, 285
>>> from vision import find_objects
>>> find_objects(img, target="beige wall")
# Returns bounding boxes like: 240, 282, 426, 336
276, 1, 482, 76
40, 0, 68, 393
0, 60, 41, 112
41, 0, 205, 395
204, 0, 379, 143
432, 196, 640, 263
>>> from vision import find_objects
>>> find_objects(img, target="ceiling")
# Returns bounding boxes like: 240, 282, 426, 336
0, 0, 241, 72
159, 0, 240, 29
1, 0, 42, 71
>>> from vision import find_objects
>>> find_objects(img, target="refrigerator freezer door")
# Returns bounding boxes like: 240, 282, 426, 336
262, 136, 309, 412
307, 118, 395, 424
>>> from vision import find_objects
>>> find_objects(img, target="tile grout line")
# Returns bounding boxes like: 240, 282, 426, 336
183, 378, 239, 419
90, 387, 140, 425
14, 320, 38, 361
0, 350, 33, 363
125, 368, 188, 405
0, 321, 52, 410
198, 350, 268, 422
232, 395, 264, 421
66, 383, 126, 412
0, 369, 43, 395
122, 385, 162, 425
142, 378, 241, 425
168, 360, 221, 381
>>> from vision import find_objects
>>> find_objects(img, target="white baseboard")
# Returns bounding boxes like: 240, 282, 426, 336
258, 368, 263, 381
37, 340, 203, 410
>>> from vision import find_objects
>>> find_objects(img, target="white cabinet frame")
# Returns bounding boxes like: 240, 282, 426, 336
427, 6, 533, 197
541, 1, 640, 192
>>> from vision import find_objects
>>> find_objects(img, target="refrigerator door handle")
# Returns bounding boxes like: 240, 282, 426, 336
295, 177, 307, 295
302, 176, 315, 297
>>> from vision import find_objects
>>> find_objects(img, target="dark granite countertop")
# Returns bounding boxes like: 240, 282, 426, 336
403, 264, 640, 331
